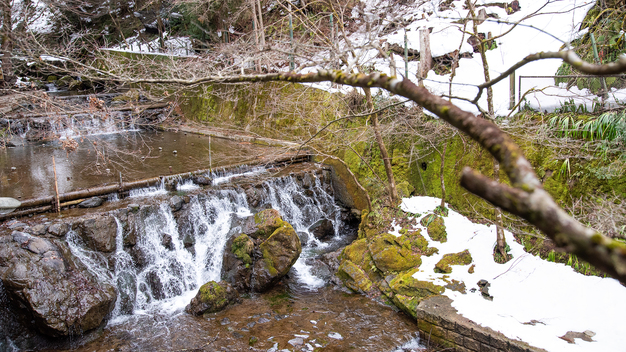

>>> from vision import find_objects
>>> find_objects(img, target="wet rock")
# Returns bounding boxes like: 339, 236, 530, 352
47, 222, 70, 237
252, 222, 302, 292
244, 187, 264, 208
297, 231, 309, 245
161, 233, 174, 250
74, 215, 117, 252
0, 235, 116, 337
308, 218, 335, 242
192, 175, 212, 186
29, 224, 48, 236
242, 208, 283, 239
116, 271, 137, 315
7, 221, 27, 230
221, 234, 253, 291
169, 195, 184, 212
0, 197, 21, 214
5, 136, 25, 147
328, 332, 343, 340
183, 233, 195, 248
185, 281, 238, 315
301, 173, 315, 189
78, 196, 105, 208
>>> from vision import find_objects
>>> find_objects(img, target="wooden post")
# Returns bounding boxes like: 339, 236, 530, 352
52, 156, 60, 213
404, 30, 408, 78
418, 28, 432, 84
289, 4, 294, 71
509, 70, 516, 109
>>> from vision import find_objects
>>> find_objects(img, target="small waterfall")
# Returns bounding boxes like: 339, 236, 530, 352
210, 165, 267, 185
129, 178, 167, 198
262, 175, 342, 289
66, 169, 348, 322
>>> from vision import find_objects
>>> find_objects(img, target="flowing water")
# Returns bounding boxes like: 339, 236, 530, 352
0, 130, 281, 200
28, 167, 424, 351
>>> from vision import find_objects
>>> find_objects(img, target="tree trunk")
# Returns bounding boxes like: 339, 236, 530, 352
250, 0, 261, 71
364, 87, 398, 205
493, 160, 509, 260
256, 0, 265, 48
1, 0, 14, 86
468, 0, 506, 259
468, 0, 494, 116
156, 0, 166, 50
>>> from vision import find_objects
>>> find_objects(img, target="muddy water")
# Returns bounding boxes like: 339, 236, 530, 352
0, 131, 281, 200
43, 286, 421, 352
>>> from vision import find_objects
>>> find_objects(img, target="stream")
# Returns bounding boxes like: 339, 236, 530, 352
0, 164, 424, 351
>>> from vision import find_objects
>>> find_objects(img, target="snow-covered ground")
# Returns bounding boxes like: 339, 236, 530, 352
401, 196, 626, 352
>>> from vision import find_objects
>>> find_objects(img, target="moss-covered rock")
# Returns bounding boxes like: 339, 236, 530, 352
397, 229, 438, 256
421, 214, 447, 242
392, 294, 420, 319
252, 222, 302, 292
389, 269, 445, 298
231, 234, 254, 265
369, 233, 422, 273
434, 250, 473, 273
336, 260, 374, 294
244, 209, 284, 239
185, 280, 238, 315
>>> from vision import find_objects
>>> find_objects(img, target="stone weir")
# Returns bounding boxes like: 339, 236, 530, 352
1, 91, 172, 147
0, 162, 362, 350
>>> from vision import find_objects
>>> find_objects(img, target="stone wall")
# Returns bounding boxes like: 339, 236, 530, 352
415, 296, 547, 352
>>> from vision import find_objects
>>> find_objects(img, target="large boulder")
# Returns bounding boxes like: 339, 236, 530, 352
0, 232, 116, 337
242, 209, 284, 239
185, 281, 238, 315
73, 215, 118, 252
252, 222, 302, 292
368, 233, 422, 273
221, 234, 254, 291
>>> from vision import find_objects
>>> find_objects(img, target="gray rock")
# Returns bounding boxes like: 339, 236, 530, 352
0, 237, 116, 337
193, 175, 212, 186
74, 215, 117, 252
78, 196, 104, 208
48, 222, 70, 237
169, 195, 184, 212
288, 337, 304, 346
161, 233, 174, 250
0, 197, 21, 214
30, 224, 48, 236
308, 218, 335, 241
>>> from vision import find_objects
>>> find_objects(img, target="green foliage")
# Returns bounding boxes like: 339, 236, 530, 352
548, 110, 626, 141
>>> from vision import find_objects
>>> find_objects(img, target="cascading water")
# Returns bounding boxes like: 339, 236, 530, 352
68, 168, 351, 324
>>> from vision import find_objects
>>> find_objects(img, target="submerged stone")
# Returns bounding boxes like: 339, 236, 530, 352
78, 196, 104, 208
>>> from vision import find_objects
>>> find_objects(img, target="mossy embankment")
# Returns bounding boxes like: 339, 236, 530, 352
174, 82, 626, 271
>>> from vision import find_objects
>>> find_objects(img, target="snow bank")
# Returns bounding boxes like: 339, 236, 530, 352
401, 196, 626, 352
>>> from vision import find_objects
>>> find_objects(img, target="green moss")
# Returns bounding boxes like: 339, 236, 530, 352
252, 209, 284, 239
369, 233, 422, 273
231, 234, 253, 265
198, 281, 226, 307
388, 269, 445, 298
337, 260, 374, 293
397, 229, 438, 256
434, 250, 473, 274
258, 222, 301, 279
421, 214, 447, 242
393, 294, 420, 319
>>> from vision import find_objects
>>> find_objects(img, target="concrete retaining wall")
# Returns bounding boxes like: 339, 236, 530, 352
415, 296, 548, 352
